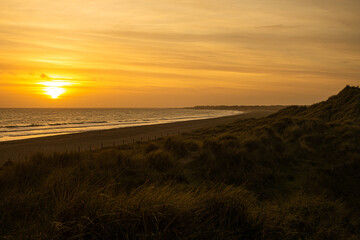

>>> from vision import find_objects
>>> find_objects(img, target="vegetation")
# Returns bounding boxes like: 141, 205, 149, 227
1, 86, 360, 239
186, 105, 286, 112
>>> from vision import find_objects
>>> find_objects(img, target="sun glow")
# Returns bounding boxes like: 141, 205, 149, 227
44, 87, 66, 99
39, 80, 73, 99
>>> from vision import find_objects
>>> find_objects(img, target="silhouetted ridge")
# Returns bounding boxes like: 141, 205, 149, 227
272, 86, 360, 121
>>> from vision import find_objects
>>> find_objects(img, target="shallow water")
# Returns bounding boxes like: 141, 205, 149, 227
0, 108, 241, 142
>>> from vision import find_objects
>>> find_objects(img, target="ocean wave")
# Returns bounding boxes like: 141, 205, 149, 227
1, 121, 109, 129
0, 122, 118, 134
2, 130, 80, 138
0, 109, 242, 142
48, 121, 107, 126
3, 124, 45, 129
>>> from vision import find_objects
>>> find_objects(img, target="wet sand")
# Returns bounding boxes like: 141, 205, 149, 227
0, 110, 274, 164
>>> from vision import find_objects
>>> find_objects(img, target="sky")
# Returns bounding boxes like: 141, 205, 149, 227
0, 0, 359, 107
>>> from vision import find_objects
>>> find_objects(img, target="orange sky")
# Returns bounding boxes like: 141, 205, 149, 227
0, 0, 359, 107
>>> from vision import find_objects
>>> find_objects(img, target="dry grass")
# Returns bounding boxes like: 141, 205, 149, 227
1, 86, 360, 239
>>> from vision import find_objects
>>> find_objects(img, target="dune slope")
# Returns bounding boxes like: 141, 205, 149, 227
0, 87, 359, 239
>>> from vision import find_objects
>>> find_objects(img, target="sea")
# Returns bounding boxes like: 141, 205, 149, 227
0, 108, 241, 142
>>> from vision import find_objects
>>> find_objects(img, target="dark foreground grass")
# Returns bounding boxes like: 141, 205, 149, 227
0, 86, 360, 239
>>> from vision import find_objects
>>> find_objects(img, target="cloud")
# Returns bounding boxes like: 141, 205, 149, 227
256, 24, 298, 30
0, 0, 359, 107
40, 73, 51, 79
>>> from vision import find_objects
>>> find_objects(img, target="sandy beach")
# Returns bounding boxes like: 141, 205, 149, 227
0, 110, 274, 164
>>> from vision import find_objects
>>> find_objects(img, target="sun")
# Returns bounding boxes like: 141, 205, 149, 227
39, 80, 73, 99
44, 86, 66, 99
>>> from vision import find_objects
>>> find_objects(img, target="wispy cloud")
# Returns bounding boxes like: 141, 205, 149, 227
256, 24, 299, 30
40, 73, 51, 80
0, 0, 360, 107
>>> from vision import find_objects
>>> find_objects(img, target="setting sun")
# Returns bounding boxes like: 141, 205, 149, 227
39, 80, 73, 99
44, 87, 65, 99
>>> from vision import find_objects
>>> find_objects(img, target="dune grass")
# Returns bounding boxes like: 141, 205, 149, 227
0, 87, 360, 239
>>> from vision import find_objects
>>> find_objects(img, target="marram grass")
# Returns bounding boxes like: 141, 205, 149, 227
1, 86, 360, 239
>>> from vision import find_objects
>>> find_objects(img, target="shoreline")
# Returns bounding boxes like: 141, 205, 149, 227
0, 110, 242, 143
0, 110, 274, 164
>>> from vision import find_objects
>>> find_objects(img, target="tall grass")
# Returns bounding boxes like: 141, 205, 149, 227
1, 86, 360, 239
